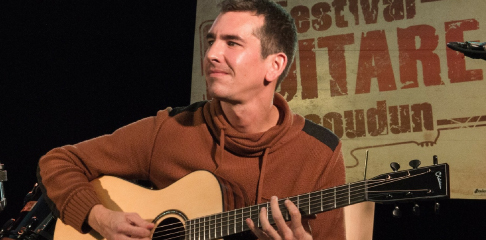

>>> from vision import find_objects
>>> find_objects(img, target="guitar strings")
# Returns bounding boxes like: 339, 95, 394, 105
151, 171, 430, 240
152, 188, 368, 240
151, 181, 367, 239
152, 173, 426, 240
152, 173, 425, 240
156, 172, 406, 234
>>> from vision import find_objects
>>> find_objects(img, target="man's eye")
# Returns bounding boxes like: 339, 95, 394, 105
228, 41, 237, 46
207, 40, 214, 46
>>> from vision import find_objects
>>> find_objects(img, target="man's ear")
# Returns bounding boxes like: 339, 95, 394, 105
265, 52, 287, 83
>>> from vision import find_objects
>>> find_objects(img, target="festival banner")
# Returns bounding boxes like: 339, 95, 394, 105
191, 0, 486, 199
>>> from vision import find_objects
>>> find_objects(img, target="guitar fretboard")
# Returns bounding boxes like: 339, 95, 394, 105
184, 181, 367, 239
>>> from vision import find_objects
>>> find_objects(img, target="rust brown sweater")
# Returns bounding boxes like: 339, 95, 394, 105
37, 93, 346, 239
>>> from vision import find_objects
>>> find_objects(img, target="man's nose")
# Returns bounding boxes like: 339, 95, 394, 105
205, 41, 223, 63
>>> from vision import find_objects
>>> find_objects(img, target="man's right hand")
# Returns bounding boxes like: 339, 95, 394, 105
88, 204, 155, 240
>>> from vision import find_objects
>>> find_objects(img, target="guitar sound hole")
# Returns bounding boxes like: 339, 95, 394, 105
153, 217, 185, 240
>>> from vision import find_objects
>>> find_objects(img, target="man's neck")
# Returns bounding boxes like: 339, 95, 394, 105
220, 95, 280, 134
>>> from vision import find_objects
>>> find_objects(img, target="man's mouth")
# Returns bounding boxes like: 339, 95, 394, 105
207, 69, 228, 77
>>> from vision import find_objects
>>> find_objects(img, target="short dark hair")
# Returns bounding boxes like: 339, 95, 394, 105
219, 0, 297, 89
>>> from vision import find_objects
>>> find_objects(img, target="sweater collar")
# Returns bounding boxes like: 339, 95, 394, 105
203, 93, 300, 157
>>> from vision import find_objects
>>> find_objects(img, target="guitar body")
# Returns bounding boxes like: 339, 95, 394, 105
53, 171, 224, 240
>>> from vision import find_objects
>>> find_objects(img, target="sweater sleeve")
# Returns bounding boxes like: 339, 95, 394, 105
310, 141, 346, 240
37, 109, 171, 233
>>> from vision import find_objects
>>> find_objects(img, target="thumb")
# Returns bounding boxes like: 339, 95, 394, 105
127, 213, 155, 229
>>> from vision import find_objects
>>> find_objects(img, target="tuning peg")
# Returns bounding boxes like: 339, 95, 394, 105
413, 203, 420, 216
0, 218, 15, 236
409, 159, 421, 169
393, 205, 402, 218
434, 202, 440, 215
433, 155, 438, 165
17, 216, 37, 237
390, 162, 400, 172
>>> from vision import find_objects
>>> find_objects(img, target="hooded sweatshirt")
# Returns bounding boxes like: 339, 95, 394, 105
37, 93, 346, 239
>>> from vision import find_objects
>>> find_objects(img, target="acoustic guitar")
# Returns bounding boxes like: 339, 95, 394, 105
53, 163, 449, 240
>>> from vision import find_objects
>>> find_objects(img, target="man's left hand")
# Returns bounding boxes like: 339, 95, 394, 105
246, 196, 313, 240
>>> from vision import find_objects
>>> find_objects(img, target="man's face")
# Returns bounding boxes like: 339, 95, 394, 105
204, 11, 271, 103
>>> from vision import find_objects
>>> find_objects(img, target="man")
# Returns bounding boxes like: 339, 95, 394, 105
37, 0, 346, 239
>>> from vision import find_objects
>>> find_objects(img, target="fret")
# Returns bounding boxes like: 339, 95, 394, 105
233, 209, 237, 234
285, 198, 290, 220
348, 183, 351, 205
199, 217, 202, 240
297, 195, 300, 211
365, 179, 368, 200
336, 185, 349, 208
266, 202, 269, 223
320, 189, 323, 212
308, 193, 311, 215
309, 192, 320, 214
240, 206, 250, 232
275, 198, 285, 222
285, 199, 290, 220
208, 215, 211, 240
218, 213, 223, 238
218, 212, 222, 239
187, 219, 192, 240
227, 210, 232, 236
253, 204, 261, 228
257, 204, 261, 228
240, 208, 243, 232
296, 193, 308, 216
214, 214, 221, 238
334, 187, 337, 209
195, 218, 199, 240
304, 193, 310, 215
191, 218, 195, 240
204, 216, 207, 240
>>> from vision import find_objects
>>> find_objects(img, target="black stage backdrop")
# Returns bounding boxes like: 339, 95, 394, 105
0, 1, 484, 240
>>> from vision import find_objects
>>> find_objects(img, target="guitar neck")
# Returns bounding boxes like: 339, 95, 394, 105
185, 181, 367, 239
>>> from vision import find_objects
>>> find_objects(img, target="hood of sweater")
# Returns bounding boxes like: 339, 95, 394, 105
203, 92, 304, 157
203, 93, 305, 203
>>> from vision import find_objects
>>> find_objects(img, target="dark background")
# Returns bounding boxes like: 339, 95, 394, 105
0, 1, 484, 239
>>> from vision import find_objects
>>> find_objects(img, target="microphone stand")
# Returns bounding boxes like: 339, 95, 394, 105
0, 163, 7, 212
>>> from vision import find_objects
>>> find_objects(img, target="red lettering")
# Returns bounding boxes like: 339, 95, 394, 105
348, 0, 360, 25
317, 33, 355, 97
323, 112, 344, 138
311, 2, 332, 31
389, 105, 411, 134
332, 0, 348, 28
290, 6, 310, 34
411, 103, 434, 132
344, 110, 366, 138
356, 30, 397, 94
321, 101, 434, 139
383, 0, 405, 22
299, 39, 318, 99
279, 59, 298, 102
397, 25, 442, 89
305, 114, 322, 125
405, 0, 416, 19
367, 100, 388, 136
360, 0, 379, 24
445, 19, 483, 83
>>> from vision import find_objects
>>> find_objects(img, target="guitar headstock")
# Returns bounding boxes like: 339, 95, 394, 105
366, 163, 449, 203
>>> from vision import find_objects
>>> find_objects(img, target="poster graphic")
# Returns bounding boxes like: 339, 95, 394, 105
191, 0, 486, 199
